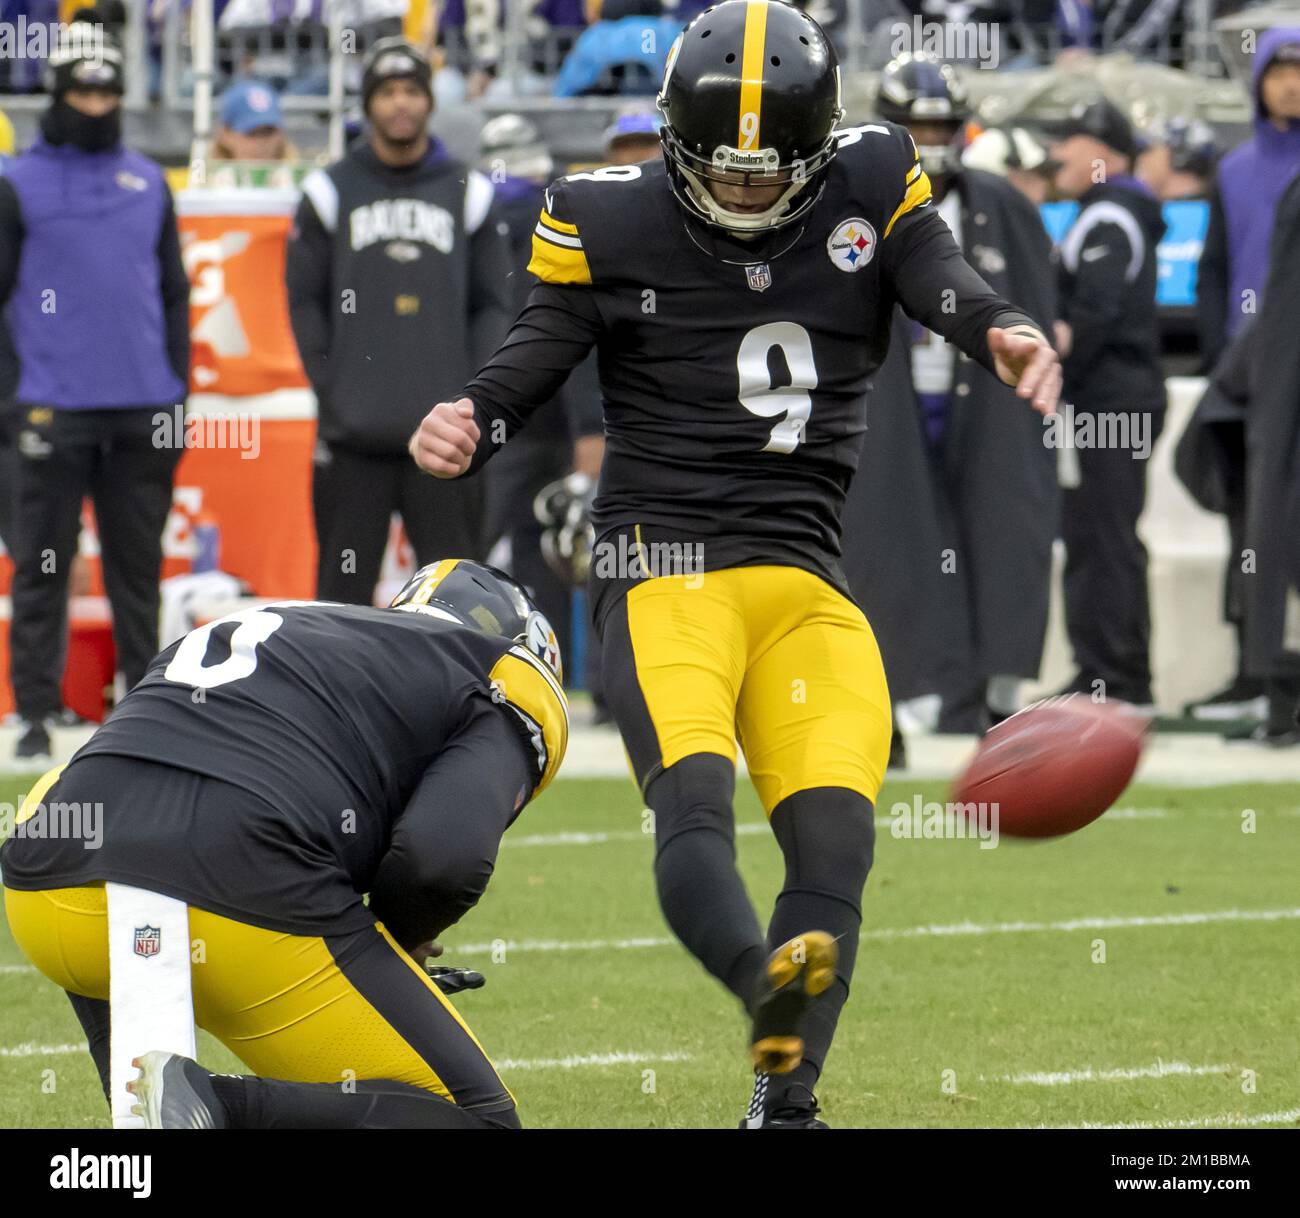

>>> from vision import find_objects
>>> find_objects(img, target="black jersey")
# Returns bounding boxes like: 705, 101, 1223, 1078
459, 122, 1039, 619
0, 602, 568, 934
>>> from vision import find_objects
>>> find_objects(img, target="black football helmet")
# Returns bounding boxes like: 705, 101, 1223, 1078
1160, 115, 1218, 179
657, 0, 844, 236
533, 472, 595, 588
875, 52, 970, 182
389, 558, 562, 682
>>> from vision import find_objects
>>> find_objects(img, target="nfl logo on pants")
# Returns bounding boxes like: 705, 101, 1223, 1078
133, 925, 161, 958
108, 885, 197, 1127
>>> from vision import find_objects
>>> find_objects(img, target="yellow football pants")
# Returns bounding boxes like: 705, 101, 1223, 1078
602, 564, 892, 811
3, 881, 512, 1112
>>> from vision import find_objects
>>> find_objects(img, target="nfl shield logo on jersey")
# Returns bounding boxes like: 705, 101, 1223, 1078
827, 218, 877, 272
745, 263, 772, 292
133, 925, 161, 958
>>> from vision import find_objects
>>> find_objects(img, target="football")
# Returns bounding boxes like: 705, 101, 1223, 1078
950, 695, 1151, 839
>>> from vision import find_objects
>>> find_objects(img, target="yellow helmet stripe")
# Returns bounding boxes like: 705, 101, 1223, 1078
407, 558, 462, 606
737, 0, 769, 151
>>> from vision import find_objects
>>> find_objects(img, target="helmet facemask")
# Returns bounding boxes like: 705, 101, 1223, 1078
659, 122, 840, 236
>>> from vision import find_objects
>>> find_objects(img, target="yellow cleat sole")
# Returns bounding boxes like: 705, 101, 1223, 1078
750, 931, 839, 1075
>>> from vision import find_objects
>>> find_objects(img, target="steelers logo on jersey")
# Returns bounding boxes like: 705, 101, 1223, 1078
826, 217, 877, 272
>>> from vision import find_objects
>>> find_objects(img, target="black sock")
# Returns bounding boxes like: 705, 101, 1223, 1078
647, 753, 767, 1008
208, 1073, 518, 1129
762, 787, 875, 1110
65, 991, 111, 1105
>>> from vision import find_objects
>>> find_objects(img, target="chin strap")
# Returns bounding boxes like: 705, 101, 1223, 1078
679, 215, 808, 267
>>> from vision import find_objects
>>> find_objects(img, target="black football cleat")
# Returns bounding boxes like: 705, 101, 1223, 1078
748, 931, 837, 1075
425, 964, 487, 995
14, 719, 52, 763
740, 1077, 828, 1128
128, 1051, 228, 1129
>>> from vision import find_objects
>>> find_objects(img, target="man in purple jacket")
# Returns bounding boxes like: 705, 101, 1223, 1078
1189, 26, 1300, 724
0, 18, 190, 762
1198, 26, 1300, 367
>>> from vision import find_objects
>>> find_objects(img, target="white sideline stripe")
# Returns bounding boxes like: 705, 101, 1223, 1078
0, 965, 36, 974
503, 809, 1170, 849
447, 908, 1300, 956
1037, 1108, 1300, 1130
991, 1061, 1231, 1086
492, 1051, 694, 1071
0, 1042, 86, 1058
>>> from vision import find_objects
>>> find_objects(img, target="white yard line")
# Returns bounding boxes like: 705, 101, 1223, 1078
0, 965, 36, 974
991, 1061, 1232, 1086
492, 1051, 694, 1071
1037, 1108, 1300, 1130
8, 725, 1300, 784
503, 809, 1172, 849
0, 1042, 86, 1058
866, 908, 1300, 940
446, 907, 1300, 956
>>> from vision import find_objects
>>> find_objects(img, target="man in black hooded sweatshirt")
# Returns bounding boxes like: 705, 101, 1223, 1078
287, 37, 512, 605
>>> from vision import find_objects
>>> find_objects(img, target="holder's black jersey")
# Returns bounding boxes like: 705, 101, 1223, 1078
459, 122, 1038, 614
0, 603, 568, 934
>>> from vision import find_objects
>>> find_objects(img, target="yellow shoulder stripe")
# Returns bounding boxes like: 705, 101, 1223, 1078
538, 209, 579, 237
528, 232, 593, 285
402, 559, 462, 607
884, 163, 933, 238
489, 648, 570, 795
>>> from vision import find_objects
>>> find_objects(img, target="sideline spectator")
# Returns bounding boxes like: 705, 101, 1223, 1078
602, 106, 662, 164
286, 38, 512, 605
1197, 27, 1300, 368
211, 78, 298, 161
0, 14, 190, 759
553, 0, 682, 98
1047, 97, 1166, 708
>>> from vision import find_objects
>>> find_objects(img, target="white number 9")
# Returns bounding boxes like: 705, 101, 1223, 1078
740, 111, 759, 150
737, 322, 818, 454
564, 164, 643, 185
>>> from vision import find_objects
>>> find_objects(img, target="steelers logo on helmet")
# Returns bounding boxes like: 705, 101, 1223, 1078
524, 610, 562, 681
656, 0, 845, 237
826, 217, 877, 272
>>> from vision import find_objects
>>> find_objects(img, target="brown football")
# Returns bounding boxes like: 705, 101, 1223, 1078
950, 695, 1151, 839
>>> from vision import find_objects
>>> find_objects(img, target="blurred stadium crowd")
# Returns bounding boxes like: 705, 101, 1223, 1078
1, 0, 1299, 764
0, 0, 1280, 103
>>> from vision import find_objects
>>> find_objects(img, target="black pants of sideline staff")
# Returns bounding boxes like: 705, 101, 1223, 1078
312, 440, 484, 604
1061, 407, 1165, 704
9, 405, 182, 722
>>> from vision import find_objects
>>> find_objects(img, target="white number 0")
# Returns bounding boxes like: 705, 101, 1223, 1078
164, 602, 323, 689
737, 321, 818, 454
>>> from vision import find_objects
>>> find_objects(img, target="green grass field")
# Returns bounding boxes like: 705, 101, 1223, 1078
2, 773, 1298, 1129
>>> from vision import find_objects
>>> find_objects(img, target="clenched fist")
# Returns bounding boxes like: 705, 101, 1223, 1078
409, 397, 480, 478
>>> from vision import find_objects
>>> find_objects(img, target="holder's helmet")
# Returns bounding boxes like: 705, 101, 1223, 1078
390, 559, 562, 683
